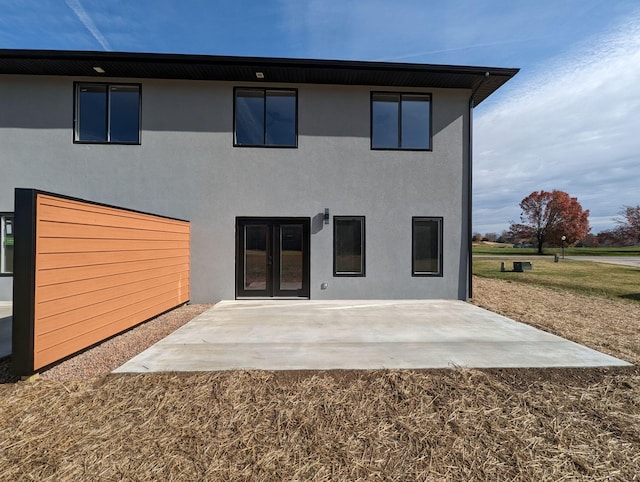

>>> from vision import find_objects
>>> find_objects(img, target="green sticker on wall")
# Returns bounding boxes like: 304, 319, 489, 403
4, 237, 13, 246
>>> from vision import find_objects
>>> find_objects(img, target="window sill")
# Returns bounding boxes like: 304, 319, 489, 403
233, 144, 298, 149
371, 147, 432, 152
74, 140, 141, 145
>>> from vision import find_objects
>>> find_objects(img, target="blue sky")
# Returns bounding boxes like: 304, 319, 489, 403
1, 0, 639, 233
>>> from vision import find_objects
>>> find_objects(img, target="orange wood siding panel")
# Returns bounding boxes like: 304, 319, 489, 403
32, 194, 190, 370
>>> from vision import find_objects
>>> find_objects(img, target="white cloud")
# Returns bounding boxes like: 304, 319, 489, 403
473, 11, 640, 234
64, 0, 111, 51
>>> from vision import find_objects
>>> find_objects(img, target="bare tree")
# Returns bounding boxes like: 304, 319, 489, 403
615, 205, 640, 244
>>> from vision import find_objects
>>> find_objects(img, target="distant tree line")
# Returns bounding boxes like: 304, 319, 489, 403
473, 192, 639, 251
593, 205, 640, 247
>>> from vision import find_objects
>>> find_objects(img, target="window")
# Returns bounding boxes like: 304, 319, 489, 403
371, 92, 431, 150
334, 216, 365, 276
235, 88, 297, 147
75, 83, 141, 144
412, 217, 442, 276
1, 214, 13, 275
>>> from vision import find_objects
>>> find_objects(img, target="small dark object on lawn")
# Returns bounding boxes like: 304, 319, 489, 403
513, 261, 533, 272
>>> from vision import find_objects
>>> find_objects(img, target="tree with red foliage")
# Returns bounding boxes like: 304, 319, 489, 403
615, 205, 640, 244
596, 228, 630, 247
509, 190, 590, 254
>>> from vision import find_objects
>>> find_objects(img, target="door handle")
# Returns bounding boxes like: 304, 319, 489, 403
268, 255, 273, 266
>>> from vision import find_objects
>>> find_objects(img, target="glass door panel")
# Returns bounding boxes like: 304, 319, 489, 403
278, 224, 303, 291
244, 225, 269, 291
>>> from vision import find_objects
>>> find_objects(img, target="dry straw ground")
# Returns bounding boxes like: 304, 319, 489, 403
471, 276, 640, 365
0, 277, 639, 480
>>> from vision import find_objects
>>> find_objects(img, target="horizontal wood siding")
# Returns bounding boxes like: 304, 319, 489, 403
32, 194, 190, 370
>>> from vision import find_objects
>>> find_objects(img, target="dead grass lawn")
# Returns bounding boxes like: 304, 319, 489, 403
0, 278, 639, 480
471, 276, 640, 364
1, 368, 638, 481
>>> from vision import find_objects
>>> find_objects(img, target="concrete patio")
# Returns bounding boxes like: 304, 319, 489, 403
114, 300, 630, 373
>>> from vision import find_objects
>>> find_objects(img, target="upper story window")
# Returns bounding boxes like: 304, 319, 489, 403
74, 83, 141, 144
371, 92, 431, 150
234, 88, 297, 147
1, 214, 13, 275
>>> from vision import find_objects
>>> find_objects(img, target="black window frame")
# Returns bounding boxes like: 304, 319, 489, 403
370, 92, 432, 151
233, 87, 298, 148
73, 82, 142, 145
1, 212, 14, 276
412, 216, 443, 277
333, 216, 366, 277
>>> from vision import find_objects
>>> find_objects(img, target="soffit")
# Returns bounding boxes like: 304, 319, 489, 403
0, 49, 519, 106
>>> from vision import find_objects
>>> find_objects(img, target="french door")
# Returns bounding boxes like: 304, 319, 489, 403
236, 218, 310, 298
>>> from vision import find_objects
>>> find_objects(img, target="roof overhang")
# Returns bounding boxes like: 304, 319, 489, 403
0, 49, 518, 106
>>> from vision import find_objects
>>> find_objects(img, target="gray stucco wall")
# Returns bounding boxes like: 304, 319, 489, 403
0, 75, 470, 302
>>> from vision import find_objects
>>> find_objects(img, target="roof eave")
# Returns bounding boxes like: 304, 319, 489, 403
0, 49, 519, 106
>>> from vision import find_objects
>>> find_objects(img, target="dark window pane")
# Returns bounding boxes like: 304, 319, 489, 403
401, 95, 430, 149
372, 93, 399, 148
76, 84, 141, 144
109, 86, 140, 143
280, 225, 303, 290
1, 215, 13, 274
413, 218, 441, 275
244, 225, 268, 290
266, 90, 296, 146
78, 85, 107, 141
335, 217, 364, 275
236, 90, 265, 145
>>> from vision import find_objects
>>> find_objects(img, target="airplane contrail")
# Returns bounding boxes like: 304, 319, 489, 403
65, 0, 112, 51
377, 37, 546, 63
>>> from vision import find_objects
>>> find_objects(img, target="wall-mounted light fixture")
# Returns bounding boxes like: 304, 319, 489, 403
324, 208, 330, 224
93, 66, 105, 74
255, 72, 264, 79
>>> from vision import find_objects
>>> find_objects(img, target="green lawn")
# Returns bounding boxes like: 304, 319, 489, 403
473, 257, 640, 302
473, 245, 640, 256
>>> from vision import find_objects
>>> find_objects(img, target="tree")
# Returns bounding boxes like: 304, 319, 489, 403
509, 190, 590, 254
498, 230, 513, 244
615, 205, 640, 245
597, 228, 629, 247
578, 233, 600, 248
484, 232, 499, 242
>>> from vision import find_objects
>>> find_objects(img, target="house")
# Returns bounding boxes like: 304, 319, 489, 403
0, 49, 518, 304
